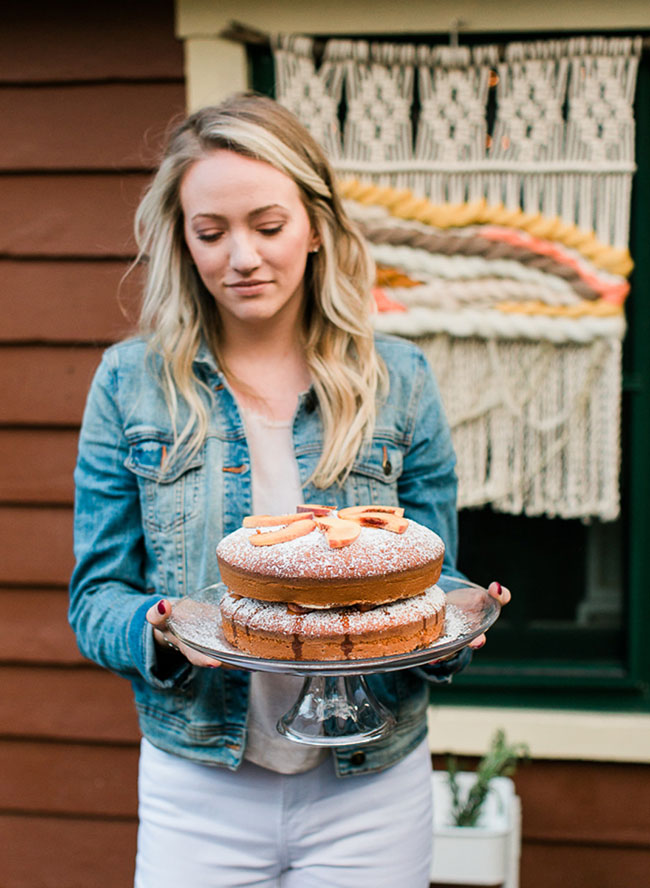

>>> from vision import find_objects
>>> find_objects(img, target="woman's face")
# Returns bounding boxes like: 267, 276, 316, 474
180, 149, 319, 333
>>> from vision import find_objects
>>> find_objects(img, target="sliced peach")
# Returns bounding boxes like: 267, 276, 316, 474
337, 504, 405, 520
355, 512, 408, 534
248, 518, 316, 546
296, 503, 336, 517
243, 512, 313, 528
315, 515, 361, 548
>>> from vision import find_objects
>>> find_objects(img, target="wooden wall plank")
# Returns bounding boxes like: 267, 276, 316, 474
0, 260, 140, 343
521, 841, 650, 888
0, 739, 138, 816
0, 83, 185, 171
0, 8, 176, 888
0, 430, 78, 504
0, 346, 102, 426
0, 815, 137, 888
517, 760, 650, 847
0, 173, 148, 257
0, 666, 140, 742
0, 507, 74, 585
0, 0, 182, 83
1, 588, 83, 664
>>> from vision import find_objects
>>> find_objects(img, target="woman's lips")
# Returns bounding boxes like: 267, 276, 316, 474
226, 279, 272, 295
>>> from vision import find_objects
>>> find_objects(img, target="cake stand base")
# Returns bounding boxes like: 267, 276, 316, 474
276, 674, 396, 746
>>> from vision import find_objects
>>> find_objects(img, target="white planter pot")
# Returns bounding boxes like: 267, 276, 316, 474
430, 772, 521, 887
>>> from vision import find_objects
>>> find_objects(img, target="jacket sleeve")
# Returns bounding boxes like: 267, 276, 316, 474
68, 348, 192, 689
397, 349, 463, 578
396, 348, 473, 682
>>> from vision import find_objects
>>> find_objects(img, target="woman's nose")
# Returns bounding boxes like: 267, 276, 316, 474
229, 232, 261, 274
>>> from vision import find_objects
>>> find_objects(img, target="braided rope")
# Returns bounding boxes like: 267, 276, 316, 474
478, 227, 629, 303
340, 178, 633, 276
368, 243, 578, 295
349, 199, 629, 298
359, 220, 626, 301
372, 306, 625, 343
496, 300, 622, 318
380, 280, 582, 310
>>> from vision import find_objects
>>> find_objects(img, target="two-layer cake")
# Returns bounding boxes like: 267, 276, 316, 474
216, 505, 447, 660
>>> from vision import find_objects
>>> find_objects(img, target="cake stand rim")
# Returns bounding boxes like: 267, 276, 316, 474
168, 577, 501, 676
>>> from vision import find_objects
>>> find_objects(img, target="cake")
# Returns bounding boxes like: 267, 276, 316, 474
216, 505, 447, 661
219, 586, 445, 660
216, 505, 444, 609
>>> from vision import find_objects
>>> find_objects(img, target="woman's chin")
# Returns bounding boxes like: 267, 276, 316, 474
218, 293, 304, 329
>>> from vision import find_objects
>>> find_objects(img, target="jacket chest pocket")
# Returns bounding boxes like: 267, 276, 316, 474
124, 432, 205, 533
348, 440, 403, 506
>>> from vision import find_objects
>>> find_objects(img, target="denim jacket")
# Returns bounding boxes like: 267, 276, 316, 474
69, 332, 469, 777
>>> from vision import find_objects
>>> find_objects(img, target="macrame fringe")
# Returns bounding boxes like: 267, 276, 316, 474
411, 334, 622, 520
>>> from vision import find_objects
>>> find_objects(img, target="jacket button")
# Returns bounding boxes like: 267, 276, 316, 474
349, 751, 366, 766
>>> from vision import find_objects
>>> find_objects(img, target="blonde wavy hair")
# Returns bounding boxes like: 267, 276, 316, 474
134, 93, 387, 488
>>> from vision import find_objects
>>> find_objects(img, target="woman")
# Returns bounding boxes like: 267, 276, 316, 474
69, 94, 509, 888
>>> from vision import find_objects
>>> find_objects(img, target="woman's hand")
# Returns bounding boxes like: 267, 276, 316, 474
146, 599, 224, 669
468, 581, 511, 650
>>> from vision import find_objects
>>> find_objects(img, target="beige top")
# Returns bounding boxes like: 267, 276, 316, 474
238, 404, 329, 774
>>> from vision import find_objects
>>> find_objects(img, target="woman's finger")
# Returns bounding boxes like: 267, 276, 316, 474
147, 598, 172, 628
146, 599, 224, 669
469, 583, 510, 651
487, 581, 511, 606
469, 633, 487, 650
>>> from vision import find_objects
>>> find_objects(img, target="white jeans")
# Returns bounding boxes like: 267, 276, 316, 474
135, 737, 433, 888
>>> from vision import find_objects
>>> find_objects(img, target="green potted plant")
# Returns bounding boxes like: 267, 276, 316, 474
430, 730, 529, 887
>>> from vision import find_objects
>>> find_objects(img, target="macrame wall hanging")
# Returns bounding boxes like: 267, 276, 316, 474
273, 34, 641, 521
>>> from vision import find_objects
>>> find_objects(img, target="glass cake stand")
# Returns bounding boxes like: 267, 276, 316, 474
169, 576, 501, 747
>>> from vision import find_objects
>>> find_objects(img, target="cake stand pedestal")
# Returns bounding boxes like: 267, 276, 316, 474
276, 674, 396, 746
169, 577, 500, 747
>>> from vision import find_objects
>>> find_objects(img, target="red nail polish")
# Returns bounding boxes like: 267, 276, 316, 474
157, 600, 166, 615
494, 582, 502, 596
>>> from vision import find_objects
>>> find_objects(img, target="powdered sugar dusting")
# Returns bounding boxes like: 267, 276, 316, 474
220, 585, 446, 637
172, 596, 471, 657
216, 519, 445, 580
436, 605, 470, 642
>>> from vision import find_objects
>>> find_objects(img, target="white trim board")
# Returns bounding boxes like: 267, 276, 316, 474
176, 0, 650, 110
177, 0, 650, 38
427, 706, 650, 763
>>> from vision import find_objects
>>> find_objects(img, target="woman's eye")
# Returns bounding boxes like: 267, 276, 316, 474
258, 225, 283, 236
196, 232, 223, 243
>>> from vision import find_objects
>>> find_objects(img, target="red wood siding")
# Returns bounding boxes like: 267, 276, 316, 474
1, 260, 142, 342
0, 84, 185, 170
1, 5, 183, 886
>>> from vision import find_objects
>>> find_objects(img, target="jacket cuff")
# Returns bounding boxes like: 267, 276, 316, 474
412, 645, 472, 684
128, 597, 193, 689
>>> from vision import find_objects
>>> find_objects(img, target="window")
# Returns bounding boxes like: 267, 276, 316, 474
451, 43, 650, 711
249, 31, 650, 711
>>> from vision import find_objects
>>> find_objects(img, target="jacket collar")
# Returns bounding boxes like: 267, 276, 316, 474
192, 340, 223, 377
